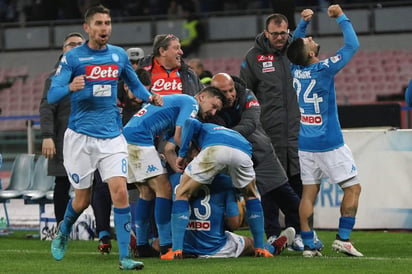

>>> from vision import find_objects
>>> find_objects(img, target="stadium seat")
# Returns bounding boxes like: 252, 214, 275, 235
23, 155, 55, 219
0, 154, 35, 228
0, 154, 35, 200
23, 156, 54, 200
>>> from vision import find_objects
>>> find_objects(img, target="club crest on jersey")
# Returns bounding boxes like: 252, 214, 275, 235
111, 53, 120, 62
187, 220, 210, 231
257, 54, 274, 61
85, 65, 119, 81
301, 114, 322, 125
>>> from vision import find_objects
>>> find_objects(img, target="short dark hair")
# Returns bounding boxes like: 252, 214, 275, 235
152, 34, 179, 57
287, 38, 309, 66
197, 86, 227, 107
63, 32, 84, 43
265, 13, 288, 30
84, 4, 110, 23
135, 68, 151, 87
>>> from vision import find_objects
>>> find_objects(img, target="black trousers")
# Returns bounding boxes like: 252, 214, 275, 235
53, 176, 71, 224
261, 182, 301, 238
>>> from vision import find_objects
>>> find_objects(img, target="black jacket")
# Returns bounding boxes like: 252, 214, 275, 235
39, 56, 70, 176
240, 32, 301, 177
215, 79, 288, 195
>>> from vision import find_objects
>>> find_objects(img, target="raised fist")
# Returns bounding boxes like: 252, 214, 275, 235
328, 4, 344, 18
301, 9, 314, 22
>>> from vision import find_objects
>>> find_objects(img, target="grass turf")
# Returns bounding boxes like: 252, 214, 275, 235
0, 230, 411, 273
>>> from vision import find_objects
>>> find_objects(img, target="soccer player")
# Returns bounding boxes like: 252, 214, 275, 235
122, 86, 226, 257
162, 118, 272, 259
47, 5, 162, 270
210, 73, 306, 250
169, 172, 295, 258
286, 5, 363, 257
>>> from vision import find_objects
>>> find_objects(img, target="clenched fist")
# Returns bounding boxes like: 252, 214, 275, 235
328, 4, 344, 18
301, 9, 314, 22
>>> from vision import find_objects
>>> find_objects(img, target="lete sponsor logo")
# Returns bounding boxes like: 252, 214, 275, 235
86, 65, 119, 80
257, 54, 274, 61
246, 100, 260, 108
151, 78, 183, 93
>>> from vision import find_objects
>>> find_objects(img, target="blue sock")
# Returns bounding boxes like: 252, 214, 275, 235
245, 198, 265, 249
60, 199, 81, 235
113, 207, 131, 260
155, 197, 172, 247
301, 230, 315, 249
135, 198, 154, 245
264, 243, 275, 254
338, 216, 355, 241
171, 200, 189, 251
98, 230, 110, 240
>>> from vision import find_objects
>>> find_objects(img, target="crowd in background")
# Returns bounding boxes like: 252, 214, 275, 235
0, 0, 401, 23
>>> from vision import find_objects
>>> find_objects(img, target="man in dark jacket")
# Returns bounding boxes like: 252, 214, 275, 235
240, 15, 304, 249
210, 73, 302, 249
240, 14, 301, 194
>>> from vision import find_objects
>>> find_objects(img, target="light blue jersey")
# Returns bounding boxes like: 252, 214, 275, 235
47, 43, 152, 138
123, 94, 198, 146
170, 173, 239, 255
178, 119, 252, 158
291, 15, 360, 152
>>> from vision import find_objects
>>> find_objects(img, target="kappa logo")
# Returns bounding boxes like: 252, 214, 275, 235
146, 164, 159, 173
249, 214, 261, 219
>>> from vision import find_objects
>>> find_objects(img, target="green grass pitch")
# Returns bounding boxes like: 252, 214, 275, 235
0, 230, 411, 273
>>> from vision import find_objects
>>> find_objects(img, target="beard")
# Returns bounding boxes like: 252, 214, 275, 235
314, 45, 320, 57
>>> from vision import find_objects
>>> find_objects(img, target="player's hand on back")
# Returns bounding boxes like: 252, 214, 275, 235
149, 93, 163, 106
175, 156, 186, 172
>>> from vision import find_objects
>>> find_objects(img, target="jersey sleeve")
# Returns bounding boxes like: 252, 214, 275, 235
324, 14, 360, 75
47, 55, 73, 104
175, 96, 199, 126
292, 18, 310, 40
120, 50, 152, 102
179, 118, 201, 158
